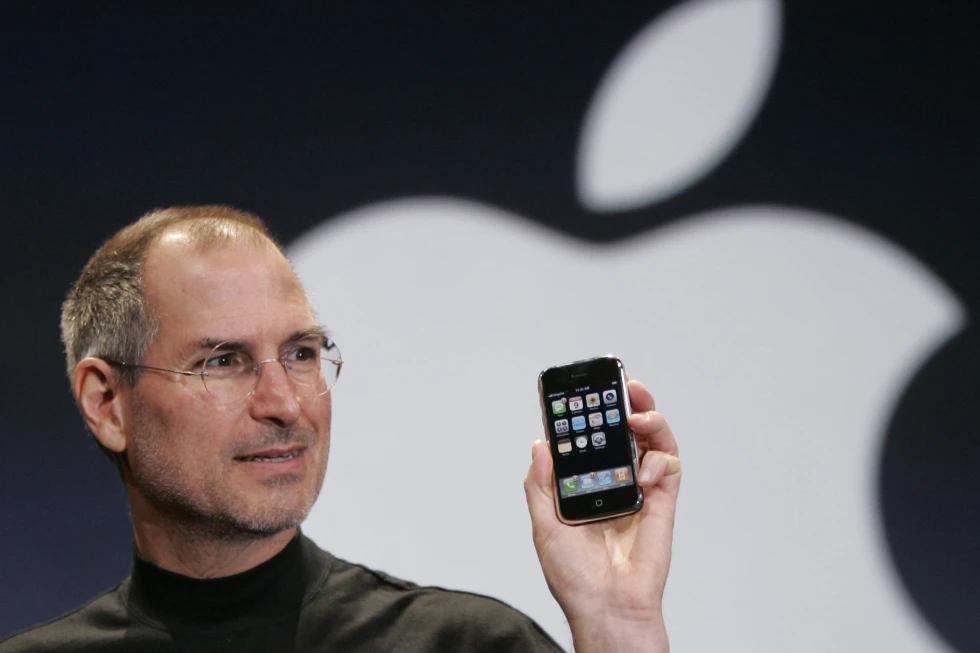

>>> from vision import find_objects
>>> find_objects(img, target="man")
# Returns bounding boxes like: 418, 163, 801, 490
0, 206, 681, 652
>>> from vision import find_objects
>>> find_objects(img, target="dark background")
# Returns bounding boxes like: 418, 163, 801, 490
1, 3, 977, 650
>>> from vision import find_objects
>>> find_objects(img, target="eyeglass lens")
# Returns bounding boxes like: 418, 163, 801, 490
200, 341, 342, 404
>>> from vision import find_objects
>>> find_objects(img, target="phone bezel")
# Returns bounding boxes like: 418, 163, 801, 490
538, 355, 644, 525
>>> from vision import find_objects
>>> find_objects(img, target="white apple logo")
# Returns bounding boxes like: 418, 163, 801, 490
290, 1, 965, 651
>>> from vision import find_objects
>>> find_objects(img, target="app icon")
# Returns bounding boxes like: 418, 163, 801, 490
605, 409, 621, 424
575, 435, 589, 449
586, 393, 601, 408
591, 431, 606, 447
597, 470, 613, 486
572, 415, 587, 431
562, 477, 579, 493
554, 419, 569, 434
588, 412, 603, 427
603, 389, 618, 405
581, 474, 596, 489
568, 396, 584, 411
552, 399, 567, 414
557, 439, 572, 454
614, 467, 630, 482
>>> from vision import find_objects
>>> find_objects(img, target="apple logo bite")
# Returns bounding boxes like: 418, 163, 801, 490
290, 1, 965, 651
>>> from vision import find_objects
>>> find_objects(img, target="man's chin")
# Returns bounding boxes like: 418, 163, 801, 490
202, 509, 306, 541
228, 495, 315, 536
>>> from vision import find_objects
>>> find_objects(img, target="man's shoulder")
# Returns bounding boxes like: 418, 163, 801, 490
310, 555, 565, 652
0, 583, 140, 653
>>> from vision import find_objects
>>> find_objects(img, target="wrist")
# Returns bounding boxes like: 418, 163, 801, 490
569, 611, 669, 653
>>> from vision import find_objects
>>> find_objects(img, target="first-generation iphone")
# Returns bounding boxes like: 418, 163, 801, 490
538, 355, 643, 524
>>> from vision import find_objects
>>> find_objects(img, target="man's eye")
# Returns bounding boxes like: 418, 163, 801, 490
206, 352, 244, 368
285, 345, 318, 363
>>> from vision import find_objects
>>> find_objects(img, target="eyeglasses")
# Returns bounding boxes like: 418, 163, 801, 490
105, 339, 343, 405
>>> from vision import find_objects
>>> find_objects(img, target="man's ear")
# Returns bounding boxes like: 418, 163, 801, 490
73, 358, 130, 454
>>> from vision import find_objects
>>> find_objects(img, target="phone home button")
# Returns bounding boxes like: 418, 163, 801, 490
594, 499, 603, 508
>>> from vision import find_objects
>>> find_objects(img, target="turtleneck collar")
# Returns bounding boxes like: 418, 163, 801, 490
123, 530, 332, 632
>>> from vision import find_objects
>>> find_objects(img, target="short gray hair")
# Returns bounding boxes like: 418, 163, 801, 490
60, 205, 284, 467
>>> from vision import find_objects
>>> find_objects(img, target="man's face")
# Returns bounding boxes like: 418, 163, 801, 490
123, 233, 332, 538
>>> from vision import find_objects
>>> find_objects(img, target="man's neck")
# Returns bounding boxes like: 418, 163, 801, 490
132, 521, 297, 579
127, 487, 299, 579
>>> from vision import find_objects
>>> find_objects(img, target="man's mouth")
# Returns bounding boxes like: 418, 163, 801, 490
234, 446, 306, 463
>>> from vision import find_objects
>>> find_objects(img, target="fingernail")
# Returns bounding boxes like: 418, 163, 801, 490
532, 440, 542, 460
639, 467, 653, 483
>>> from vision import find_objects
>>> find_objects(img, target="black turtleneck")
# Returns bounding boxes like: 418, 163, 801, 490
0, 532, 563, 653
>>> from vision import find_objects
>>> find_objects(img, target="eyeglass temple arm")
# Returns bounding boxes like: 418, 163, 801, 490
110, 361, 203, 377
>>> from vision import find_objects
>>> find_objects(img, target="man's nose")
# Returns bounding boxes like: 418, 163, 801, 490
247, 358, 301, 427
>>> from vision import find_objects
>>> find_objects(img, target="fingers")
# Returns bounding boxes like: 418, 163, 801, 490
637, 450, 681, 491
628, 409, 679, 458
626, 380, 678, 456
629, 449, 682, 570
627, 379, 656, 412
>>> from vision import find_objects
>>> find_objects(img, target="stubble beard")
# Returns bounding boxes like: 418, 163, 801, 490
127, 395, 327, 544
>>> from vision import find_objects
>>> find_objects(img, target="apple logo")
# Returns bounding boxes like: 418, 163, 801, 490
289, 0, 964, 651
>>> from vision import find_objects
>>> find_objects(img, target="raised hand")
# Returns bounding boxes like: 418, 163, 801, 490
525, 380, 681, 653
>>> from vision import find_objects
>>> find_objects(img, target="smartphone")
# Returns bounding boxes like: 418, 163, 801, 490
538, 355, 643, 524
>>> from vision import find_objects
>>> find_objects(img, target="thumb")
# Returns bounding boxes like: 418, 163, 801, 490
524, 440, 559, 531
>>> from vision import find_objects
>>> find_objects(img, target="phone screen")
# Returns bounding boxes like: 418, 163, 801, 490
540, 357, 641, 522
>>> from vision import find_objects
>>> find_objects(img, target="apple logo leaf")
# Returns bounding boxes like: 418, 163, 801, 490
576, 0, 782, 212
